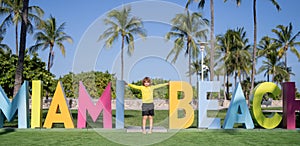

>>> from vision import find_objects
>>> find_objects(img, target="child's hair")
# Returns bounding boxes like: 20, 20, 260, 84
142, 77, 151, 85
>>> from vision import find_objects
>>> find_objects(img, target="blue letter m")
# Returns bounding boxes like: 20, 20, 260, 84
0, 81, 29, 128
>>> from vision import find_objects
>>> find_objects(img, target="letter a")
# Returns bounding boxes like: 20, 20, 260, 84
169, 81, 194, 129
43, 81, 74, 128
223, 83, 254, 129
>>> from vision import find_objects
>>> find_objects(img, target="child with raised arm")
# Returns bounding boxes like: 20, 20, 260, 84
126, 77, 168, 134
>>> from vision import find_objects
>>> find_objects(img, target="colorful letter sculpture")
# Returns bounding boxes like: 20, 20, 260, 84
251, 82, 281, 129
223, 83, 254, 129
31, 80, 43, 128
169, 81, 194, 129
198, 81, 221, 129
77, 81, 112, 129
282, 82, 300, 129
0, 81, 29, 128
43, 81, 75, 128
116, 80, 125, 129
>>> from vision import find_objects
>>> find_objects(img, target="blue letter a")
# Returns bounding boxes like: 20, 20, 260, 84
223, 83, 254, 129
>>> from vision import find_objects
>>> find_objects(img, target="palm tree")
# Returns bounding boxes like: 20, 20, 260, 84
165, 11, 208, 84
29, 15, 73, 72
273, 63, 293, 83
0, 0, 44, 56
215, 36, 240, 101
250, 0, 281, 93
257, 36, 281, 82
188, 59, 210, 83
186, 0, 241, 82
272, 23, 300, 80
216, 30, 234, 99
13, 0, 28, 96
231, 28, 251, 84
98, 6, 146, 80
216, 28, 251, 99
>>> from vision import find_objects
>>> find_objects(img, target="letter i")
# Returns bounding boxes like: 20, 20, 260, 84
31, 80, 43, 128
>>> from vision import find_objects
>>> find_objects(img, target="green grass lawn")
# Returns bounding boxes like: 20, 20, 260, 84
2, 109, 300, 145
1, 128, 300, 145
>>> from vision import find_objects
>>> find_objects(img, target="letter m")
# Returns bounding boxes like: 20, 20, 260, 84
0, 81, 29, 128
77, 81, 112, 128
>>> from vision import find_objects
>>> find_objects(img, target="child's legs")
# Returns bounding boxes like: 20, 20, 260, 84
149, 115, 153, 130
142, 116, 148, 130
141, 103, 154, 132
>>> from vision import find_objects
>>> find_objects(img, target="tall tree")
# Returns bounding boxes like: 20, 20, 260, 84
231, 28, 251, 84
188, 59, 210, 83
186, 0, 241, 81
29, 15, 73, 72
250, 0, 280, 93
257, 36, 286, 82
0, 0, 44, 56
13, 0, 28, 96
272, 22, 300, 80
0, 48, 55, 98
165, 11, 208, 84
216, 29, 235, 98
98, 6, 147, 80
216, 28, 250, 99
59, 71, 116, 98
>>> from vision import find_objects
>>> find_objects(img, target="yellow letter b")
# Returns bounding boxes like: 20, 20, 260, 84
169, 81, 194, 129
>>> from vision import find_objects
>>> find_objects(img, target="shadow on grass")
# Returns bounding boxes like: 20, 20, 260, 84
0, 128, 15, 136
124, 114, 135, 118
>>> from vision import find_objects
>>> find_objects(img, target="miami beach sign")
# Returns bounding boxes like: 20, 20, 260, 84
0, 80, 299, 130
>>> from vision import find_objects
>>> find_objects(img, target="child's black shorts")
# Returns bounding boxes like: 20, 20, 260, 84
142, 103, 154, 116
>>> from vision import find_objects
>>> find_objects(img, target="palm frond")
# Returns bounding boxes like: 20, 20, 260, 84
126, 33, 135, 56
57, 42, 66, 57
167, 37, 184, 63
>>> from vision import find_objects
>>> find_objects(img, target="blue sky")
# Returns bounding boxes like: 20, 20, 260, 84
3, 0, 300, 88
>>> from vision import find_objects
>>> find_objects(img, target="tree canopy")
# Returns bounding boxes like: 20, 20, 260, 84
0, 48, 55, 98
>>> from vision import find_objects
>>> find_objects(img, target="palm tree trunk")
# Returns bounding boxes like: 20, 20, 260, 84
267, 66, 270, 82
188, 42, 191, 84
15, 24, 19, 56
47, 47, 53, 72
284, 51, 287, 69
45, 46, 54, 101
226, 73, 230, 99
250, 0, 257, 96
284, 46, 288, 68
121, 35, 125, 80
197, 72, 199, 98
223, 72, 227, 101
13, 0, 29, 97
218, 75, 220, 99
234, 72, 237, 89
238, 71, 242, 84
209, 0, 215, 81
284, 50, 288, 80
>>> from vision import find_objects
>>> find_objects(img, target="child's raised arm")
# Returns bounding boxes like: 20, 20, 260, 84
152, 82, 169, 89
127, 83, 143, 90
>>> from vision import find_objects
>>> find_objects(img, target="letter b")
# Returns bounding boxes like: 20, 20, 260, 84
169, 81, 194, 129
